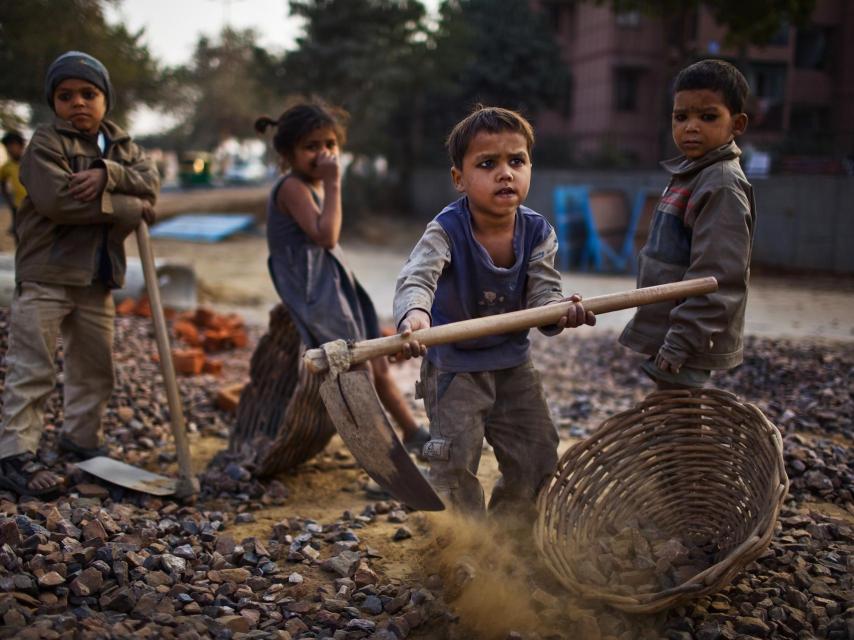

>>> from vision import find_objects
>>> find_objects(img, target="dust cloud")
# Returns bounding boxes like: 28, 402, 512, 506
419, 511, 567, 639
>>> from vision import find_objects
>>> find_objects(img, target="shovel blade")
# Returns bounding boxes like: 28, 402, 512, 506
76, 457, 176, 496
320, 370, 444, 511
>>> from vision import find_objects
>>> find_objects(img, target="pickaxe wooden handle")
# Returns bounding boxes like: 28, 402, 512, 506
304, 276, 718, 374
136, 221, 198, 498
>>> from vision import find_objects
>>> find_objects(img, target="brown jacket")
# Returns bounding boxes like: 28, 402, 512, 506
620, 141, 755, 370
15, 118, 159, 288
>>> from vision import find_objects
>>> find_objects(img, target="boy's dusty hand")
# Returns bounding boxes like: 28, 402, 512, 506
140, 201, 156, 226
655, 351, 682, 374
69, 168, 107, 202
556, 294, 596, 331
394, 310, 430, 361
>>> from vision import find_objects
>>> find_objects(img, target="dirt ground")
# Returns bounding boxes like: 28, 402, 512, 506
2, 193, 852, 506
1, 193, 852, 638
117, 224, 854, 343
126, 202, 854, 609
2, 191, 851, 342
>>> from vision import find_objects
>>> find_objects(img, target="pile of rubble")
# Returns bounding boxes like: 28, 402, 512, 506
0, 309, 850, 639
0, 495, 442, 640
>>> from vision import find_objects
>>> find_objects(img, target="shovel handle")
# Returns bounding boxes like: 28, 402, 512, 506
304, 276, 718, 374
136, 221, 197, 498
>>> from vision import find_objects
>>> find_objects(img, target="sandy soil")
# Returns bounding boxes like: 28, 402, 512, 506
121, 229, 854, 343
2, 191, 851, 342
1, 191, 852, 638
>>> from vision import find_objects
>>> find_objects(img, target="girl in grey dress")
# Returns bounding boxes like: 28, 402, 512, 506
255, 103, 428, 453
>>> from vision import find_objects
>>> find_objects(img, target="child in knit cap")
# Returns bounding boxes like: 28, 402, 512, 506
0, 51, 159, 497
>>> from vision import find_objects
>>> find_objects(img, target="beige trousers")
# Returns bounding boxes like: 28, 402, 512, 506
0, 282, 115, 458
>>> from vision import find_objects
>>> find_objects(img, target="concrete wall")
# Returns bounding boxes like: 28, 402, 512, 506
410, 169, 854, 274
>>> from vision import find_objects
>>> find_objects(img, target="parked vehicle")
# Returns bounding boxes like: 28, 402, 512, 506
178, 151, 215, 187
224, 157, 268, 184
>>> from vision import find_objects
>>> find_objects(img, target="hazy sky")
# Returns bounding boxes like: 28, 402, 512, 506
107, 0, 300, 67
108, 0, 438, 134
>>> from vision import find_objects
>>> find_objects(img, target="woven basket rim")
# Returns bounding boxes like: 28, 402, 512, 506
535, 389, 789, 614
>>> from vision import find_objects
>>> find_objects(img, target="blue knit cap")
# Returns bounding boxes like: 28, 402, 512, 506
45, 51, 113, 113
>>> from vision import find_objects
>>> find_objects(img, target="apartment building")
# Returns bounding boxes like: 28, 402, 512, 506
534, 0, 854, 171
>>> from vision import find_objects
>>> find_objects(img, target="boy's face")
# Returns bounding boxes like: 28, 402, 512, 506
4, 141, 23, 161
451, 130, 531, 223
53, 78, 107, 135
672, 89, 747, 159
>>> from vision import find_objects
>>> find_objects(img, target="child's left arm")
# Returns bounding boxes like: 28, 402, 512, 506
94, 141, 160, 202
393, 221, 449, 359
658, 185, 753, 371
527, 228, 595, 333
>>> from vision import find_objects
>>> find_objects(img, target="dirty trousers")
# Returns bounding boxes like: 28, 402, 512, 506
0, 282, 115, 458
418, 358, 559, 515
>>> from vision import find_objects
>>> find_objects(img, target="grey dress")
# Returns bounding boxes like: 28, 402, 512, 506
266, 174, 380, 349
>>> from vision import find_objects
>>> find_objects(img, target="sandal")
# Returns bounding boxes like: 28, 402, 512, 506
0, 453, 65, 499
57, 434, 108, 460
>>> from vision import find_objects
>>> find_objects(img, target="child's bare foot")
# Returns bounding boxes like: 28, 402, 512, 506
0, 453, 64, 498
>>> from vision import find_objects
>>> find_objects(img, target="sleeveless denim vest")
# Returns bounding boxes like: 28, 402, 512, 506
428, 197, 553, 372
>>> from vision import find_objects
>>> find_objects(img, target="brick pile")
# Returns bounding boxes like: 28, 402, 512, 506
118, 299, 248, 377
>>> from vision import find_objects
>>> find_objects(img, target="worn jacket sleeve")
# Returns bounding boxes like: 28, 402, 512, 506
526, 228, 566, 336
98, 140, 160, 202
21, 128, 122, 225
393, 221, 451, 329
21, 130, 147, 224
527, 228, 564, 308
660, 186, 752, 365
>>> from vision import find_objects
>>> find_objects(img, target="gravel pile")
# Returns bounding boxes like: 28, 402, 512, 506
0, 311, 850, 639
0, 495, 442, 640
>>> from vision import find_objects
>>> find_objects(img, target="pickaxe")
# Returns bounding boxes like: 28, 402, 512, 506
304, 277, 719, 511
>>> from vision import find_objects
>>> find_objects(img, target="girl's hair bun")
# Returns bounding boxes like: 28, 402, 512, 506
254, 116, 278, 135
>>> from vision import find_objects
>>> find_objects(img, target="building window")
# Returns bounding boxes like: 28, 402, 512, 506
768, 21, 790, 46
790, 105, 829, 133
795, 26, 834, 70
745, 63, 787, 130
543, 1, 563, 34
615, 10, 640, 27
614, 67, 641, 112
561, 73, 574, 119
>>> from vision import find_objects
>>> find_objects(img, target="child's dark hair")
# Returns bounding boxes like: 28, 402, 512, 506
673, 59, 749, 115
446, 105, 534, 169
254, 103, 348, 165
1, 131, 24, 147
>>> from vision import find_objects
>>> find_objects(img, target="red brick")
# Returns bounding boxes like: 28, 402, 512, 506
172, 348, 205, 375
116, 298, 137, 316
230, 328, 248, 348
215, 383, 245, 413
174, 320, 201, 346
135, 297, 152, 318
202, 358, 223, 375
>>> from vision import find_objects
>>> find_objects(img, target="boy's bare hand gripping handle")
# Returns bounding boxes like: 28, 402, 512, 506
304, 277, 718, 374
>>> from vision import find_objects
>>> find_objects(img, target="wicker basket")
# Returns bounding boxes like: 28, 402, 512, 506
535, 388, 788, 614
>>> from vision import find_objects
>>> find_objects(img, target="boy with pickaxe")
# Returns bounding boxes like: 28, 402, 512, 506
394, 106, 595, 519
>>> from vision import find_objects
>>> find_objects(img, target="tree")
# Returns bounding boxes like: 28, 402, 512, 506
431, 1, 568, 120
0, 0, 161, 126
283, 0, 428, 159
406, 0, 571, 168
280, 0, 570, 211
598, 0, 817, 159
274, 0, 429, 212
161, 28, 280, 150
603, 0, 816, 50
